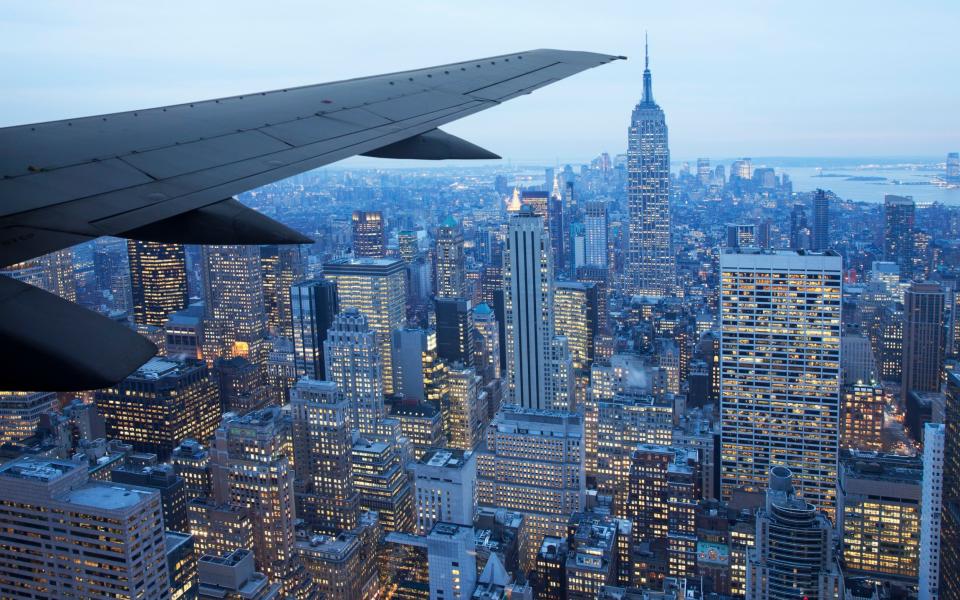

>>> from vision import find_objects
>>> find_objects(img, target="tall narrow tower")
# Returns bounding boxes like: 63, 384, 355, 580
626, 35, 674, 296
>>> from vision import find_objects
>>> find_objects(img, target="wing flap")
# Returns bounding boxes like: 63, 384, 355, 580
119, 197, 312, 245
362, 128, 499, 160
0, 275, 157, 391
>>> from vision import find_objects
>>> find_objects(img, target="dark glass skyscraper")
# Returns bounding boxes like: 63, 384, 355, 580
812, 188, 830, 251
627, 38, 674, 296
127, 240, 188, 327
884, 194, 915, 280
290, 278, 338, 381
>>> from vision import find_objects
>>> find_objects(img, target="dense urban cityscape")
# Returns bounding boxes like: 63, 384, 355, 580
2, 31, 960, 600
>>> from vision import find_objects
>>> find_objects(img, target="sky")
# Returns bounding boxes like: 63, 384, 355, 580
2, 1, 958, 163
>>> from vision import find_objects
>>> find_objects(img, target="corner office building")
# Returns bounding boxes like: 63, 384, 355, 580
719, 249, 842, 515
0, 457, 169, 599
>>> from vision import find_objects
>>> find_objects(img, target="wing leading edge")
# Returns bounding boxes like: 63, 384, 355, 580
0, 49, 623, 390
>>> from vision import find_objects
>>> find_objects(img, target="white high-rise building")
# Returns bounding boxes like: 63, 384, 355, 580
504, 206, 571, 410
920, 422, 945, 600
412, 448, 476, 534
427, 522, 477, 600
720, 249, 842, 515
324, 308, 385, 436
584, 200, 609, 268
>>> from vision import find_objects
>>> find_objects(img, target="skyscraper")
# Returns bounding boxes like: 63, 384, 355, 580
626, 38, 675, 296
290, 379, 359, 534
941, 373, 960, 600
201, 244, 268, 367
352, 210, 386, 258
901, 281, 945, 403
259, 244, 302, 338
745, 467, 841, 600
324, 257, 407, 395
584, 200, 609, 268
476, 406, 585, 572
127, 240, 189, 327
789, 202, 809, 251
324, 308, 385, 436
435, 215, 465, 299
0, 457, 170, 600
0, 391, 57, 444
211, 407, 299, 592
412, 447, 477, 534
96, 356, 221, 461
720, 249, 842, 514
435, 297, 474, 367
444, 363, 485, 451
920, 423, 946, 600
290, 278, 338, 380
884, 195, 916, 280
554, 281, 598, 407
504, 206, 569, 410
946, 151, 960, 185
812, 189, 830, 251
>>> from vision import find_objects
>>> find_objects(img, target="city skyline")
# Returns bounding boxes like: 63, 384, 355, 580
0, 8, 958, 599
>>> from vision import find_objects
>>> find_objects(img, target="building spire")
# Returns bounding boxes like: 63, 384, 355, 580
642, 32, 654, 105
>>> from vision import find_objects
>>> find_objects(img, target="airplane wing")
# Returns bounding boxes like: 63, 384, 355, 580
0, 49, 623, 391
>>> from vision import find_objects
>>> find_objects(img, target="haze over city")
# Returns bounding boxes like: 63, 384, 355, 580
3, 1, 958, 159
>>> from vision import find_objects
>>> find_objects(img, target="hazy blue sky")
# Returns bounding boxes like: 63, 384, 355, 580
2, 1, 957, 162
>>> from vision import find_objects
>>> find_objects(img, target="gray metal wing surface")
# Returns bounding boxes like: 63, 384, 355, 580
0, 48, 623, 390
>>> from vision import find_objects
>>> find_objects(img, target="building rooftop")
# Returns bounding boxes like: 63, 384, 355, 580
419, 447, 471, 469
0, 457, 79, 482
63, 482, 156, 510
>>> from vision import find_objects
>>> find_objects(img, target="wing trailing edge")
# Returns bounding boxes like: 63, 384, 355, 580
119, 197, 314, 245
361, 128, 500, 160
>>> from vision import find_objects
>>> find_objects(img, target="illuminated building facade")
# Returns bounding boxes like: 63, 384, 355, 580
435, 215, 465, 299
389, 401, 443, 460
838, 452, 921, 582
324, 308, 385, 436
746, 467, 841, 600
0, 391, 57, 445
172, 438, 212, 501
351, 440, 414, 534
476, 406, 585, 571
260, 244, 302, 339
324, 257, 407, 395
554, 281, 598, 408
127, 240, 189, 327
201, 244, 268, 367
443, 363, 485, 451
841, 383, 885, 452
0, 457, 168, 600
720, 249, 842, 514
626, 41, 675, 297
96, 356, 221, 461
290, 379, 359, 534
210, 407, 298, 592
352, 210, 386, 258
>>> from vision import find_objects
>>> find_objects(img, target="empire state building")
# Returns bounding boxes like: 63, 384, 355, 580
627, 38, 675, 296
